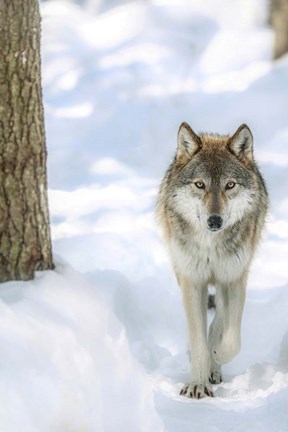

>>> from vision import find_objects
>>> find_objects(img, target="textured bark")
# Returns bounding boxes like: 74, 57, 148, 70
270, 0, 288, 59
0, 0, 54, 281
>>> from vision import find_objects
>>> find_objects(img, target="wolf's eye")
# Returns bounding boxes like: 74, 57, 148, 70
195, 181, 205, 189
226, 181, 236, 190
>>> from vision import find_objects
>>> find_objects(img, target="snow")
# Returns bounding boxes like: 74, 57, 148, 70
0, 262, 163, 432
1, 0, 288, 430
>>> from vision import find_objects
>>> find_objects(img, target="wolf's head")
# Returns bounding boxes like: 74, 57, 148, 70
169, 122, 263, 233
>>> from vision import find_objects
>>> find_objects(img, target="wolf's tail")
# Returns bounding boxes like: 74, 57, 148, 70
208, 294, 216, 309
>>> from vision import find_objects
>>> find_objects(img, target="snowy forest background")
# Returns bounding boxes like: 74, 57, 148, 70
1, 0, 288, 431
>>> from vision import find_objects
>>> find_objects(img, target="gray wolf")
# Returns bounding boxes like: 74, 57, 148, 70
156, 122, 268, 398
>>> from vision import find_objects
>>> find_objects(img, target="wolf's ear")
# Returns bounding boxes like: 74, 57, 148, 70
177, 122, 201, 163
228, 124, 253, 162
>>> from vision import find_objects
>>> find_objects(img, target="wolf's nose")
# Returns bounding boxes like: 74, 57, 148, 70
207, 215, 223, 231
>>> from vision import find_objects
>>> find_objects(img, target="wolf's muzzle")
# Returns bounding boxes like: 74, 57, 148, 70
207, 215, 223, 231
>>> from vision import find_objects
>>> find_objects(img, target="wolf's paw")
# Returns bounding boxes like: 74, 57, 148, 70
180, 383, 213, 399
212, 337, 240, 364
209, 370, 222, 384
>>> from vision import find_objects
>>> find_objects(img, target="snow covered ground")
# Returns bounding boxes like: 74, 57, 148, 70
1, 0, 288, 430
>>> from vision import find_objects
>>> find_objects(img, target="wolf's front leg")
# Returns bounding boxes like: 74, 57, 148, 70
208, 303, 223, 384
179, 275, 213, 398
212, 275, 247, 365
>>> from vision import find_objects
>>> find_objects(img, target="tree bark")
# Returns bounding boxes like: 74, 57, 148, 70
0, 0, 54, 281
270, 0, 288, 59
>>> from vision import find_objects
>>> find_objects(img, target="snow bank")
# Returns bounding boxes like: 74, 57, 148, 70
0, 260, 164, 432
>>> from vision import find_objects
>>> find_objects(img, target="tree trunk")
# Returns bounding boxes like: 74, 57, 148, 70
270, 0, 288, 59
0, 0, 54, 282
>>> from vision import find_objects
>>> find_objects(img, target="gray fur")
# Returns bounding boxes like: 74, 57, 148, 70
156, 123, 268, 399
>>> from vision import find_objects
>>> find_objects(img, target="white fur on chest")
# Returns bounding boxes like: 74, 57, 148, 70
170, 230, 250, 285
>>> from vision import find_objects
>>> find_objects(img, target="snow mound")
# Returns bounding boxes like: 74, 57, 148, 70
0, 260, 164, 432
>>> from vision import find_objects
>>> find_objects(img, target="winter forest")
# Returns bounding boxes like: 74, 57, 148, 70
0, 0, 288, 430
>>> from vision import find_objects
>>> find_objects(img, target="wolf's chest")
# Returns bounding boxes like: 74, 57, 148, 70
170, 234, 249, 284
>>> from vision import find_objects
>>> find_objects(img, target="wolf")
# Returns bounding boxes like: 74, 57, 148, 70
156, 122, 268, 398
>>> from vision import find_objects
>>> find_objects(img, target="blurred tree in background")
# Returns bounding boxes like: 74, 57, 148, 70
270, 0, 288, 58
0, 0, 54, 282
